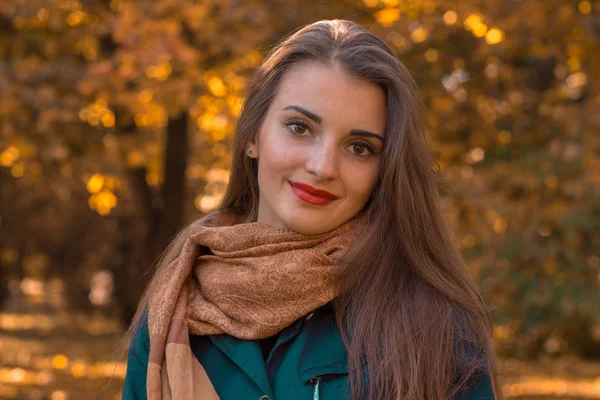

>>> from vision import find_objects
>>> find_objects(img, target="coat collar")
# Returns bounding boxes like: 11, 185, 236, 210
207, 302, 350, 392
207, 333, 275, 398
297, 302, 349, 383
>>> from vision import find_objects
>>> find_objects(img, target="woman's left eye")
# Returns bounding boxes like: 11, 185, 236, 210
349, 141, 375, 157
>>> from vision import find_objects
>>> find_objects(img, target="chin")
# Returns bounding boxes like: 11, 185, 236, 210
280, 211, 340, 235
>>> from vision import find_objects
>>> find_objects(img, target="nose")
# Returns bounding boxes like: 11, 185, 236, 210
304, 139, 339, 181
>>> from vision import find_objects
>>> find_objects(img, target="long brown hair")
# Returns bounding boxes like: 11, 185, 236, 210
125, 19, 502, 399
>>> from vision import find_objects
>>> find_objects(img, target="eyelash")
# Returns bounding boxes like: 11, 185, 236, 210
284, 118, 377, 158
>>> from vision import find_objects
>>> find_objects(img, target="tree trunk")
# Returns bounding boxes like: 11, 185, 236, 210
151, 111, 189, 263
118, 111, 189, 326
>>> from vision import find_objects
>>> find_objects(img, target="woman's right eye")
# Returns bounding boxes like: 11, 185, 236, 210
285, 119, 310, 135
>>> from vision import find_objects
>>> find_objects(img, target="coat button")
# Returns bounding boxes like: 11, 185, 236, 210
259, 396, 269, 400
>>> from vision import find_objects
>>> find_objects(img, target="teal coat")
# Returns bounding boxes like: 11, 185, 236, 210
123, 303, 494, 400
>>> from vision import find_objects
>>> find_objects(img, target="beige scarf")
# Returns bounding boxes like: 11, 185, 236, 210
146, 211, 362, 400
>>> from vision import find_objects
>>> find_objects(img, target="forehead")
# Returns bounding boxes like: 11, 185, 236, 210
273, 61, 387, 132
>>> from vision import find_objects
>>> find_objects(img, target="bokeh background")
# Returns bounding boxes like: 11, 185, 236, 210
0, 0, 599, 398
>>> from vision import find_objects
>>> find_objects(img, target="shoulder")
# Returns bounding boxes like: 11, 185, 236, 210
451, 315, 495, 399
122, 309, 150, 400
451, 340, 495, 399
130, 308, 150, 352
454, 371, 494, 400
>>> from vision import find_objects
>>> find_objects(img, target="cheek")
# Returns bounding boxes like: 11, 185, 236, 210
341, 161, 380, 200
259, 133, 305, 172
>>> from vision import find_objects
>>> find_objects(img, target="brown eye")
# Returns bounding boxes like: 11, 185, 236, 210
352, 143, 366, 155
290, 123, 307, 135
349, 141, 375, 157
285, 119, 310, 136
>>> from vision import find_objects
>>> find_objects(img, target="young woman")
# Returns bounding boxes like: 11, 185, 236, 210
122, 19, 502, 400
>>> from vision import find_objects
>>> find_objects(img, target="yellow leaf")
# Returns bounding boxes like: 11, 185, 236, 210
374, 8, 400, 27
424, 48, 438, 62
472, 23, 488, 38
410, 27, 429, 43
443, 10, 457, 25
464, 14, 483, 31
52, 355, 68, 370
11, 164, 24, 178
485, 28, 504, 45
101, 112, 115, 128
67, 11, 86, 26
95, 190, 117, 209
0, 146, 20, 167
578, 1, 592, 14
138, 89, 153, 103
207, 76, 227, 97
71, 362, 86, 378
86, 173, 104, 194
127, 151, 145, 167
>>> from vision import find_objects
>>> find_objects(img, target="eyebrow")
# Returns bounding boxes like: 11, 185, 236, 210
282, 105, 385, 144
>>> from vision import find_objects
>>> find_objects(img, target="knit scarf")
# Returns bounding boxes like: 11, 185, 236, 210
146, 211, 363, 400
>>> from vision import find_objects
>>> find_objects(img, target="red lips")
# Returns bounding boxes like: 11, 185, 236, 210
288, 181, 339, 206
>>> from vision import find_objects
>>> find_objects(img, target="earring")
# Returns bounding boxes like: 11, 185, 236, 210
247, 149, 253, 156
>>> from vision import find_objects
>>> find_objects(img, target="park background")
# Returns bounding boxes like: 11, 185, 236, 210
0, 0, 599, 398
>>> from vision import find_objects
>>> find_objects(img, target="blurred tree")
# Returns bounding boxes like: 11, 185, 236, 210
364, 0, 600, 358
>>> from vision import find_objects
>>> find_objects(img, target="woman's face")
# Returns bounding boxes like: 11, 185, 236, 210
247, 61, 387, 235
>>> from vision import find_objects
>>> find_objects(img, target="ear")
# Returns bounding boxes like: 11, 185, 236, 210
246, 135, 259, 158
